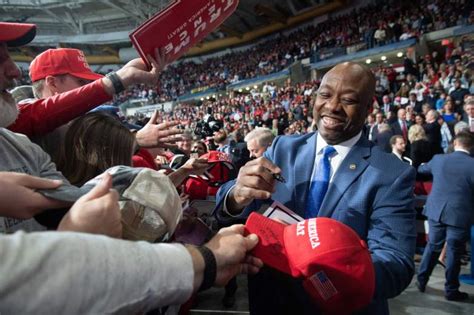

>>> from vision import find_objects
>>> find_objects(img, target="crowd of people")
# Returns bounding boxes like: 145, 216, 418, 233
123, 37, 473, 163
13, 0, 474, 104
120, 0, 474, 101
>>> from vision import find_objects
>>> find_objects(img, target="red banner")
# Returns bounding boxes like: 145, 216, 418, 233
130, 0, 239, 67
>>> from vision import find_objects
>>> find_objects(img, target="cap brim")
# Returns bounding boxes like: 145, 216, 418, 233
39, 184, 90, 203
245, 212, 292, 275
70, 71, 104, 81
0, 22, 36, 47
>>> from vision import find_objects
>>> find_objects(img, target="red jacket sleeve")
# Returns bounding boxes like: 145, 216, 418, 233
8, 79, 111, 137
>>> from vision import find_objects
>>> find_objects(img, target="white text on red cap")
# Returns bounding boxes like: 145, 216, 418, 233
296, 219, 321, 249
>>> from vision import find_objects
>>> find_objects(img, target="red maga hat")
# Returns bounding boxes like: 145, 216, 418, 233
0, 22, 36, 47
246, 212, 375, 314
29, 48, 103, 82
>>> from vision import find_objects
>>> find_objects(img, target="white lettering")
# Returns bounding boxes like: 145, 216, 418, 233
296, 221, 305, 236
308, 219, 321, 249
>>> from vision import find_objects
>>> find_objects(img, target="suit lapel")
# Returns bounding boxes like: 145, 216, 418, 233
318, 137, 371, 218
293, 133, 317, 214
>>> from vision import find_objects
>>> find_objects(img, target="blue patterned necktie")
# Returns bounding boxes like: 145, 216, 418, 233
305, 146, 336, 218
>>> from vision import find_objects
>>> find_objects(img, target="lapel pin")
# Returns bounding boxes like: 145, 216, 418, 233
349, 164, 357, 170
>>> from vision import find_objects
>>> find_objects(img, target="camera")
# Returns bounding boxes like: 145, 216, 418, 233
194, 114, 223, 138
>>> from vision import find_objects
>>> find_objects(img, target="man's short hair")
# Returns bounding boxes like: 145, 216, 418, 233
455, 131, 474, 151
454, 121, 469, 135
390, 135, 404, 146
377, 123, 390, 133
32, 79, 44, 98
244, 127, 274, 148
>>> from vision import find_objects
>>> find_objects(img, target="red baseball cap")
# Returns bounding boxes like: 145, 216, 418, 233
29, 48, 103, 82
202, 150, 232, 164
0, 22, 36, 47
246, 212, 375, 314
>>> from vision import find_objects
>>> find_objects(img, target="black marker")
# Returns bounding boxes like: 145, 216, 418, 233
273, 173, 286, 183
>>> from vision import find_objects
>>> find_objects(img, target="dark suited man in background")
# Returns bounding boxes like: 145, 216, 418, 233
391, 108, 412, 155
407, 92, 423, 114
390, 135, 412, 165
424, 109, 443, 154
416, 131, 474, 301
365, 113, 378, 142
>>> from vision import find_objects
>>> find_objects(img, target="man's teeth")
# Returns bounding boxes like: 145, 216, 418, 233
323, 117, 342, 125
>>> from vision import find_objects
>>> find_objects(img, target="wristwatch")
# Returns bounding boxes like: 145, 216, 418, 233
106, 71, 125, 94
197, 245, 217, 291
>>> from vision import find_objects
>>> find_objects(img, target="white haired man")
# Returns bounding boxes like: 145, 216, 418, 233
244, 127, 275, 158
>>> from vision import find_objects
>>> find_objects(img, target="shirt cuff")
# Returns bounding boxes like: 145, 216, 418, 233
222, 185, 245, 218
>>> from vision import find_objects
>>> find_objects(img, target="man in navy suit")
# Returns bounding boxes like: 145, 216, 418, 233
390, 108, 412, 156
216, 62, 416, 314
416, 131, 474, 301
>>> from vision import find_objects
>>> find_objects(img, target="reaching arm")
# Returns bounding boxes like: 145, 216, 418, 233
8, 53, 167, 138
8, 80, 111, 137
417, 157, 434, 175
0, 225, 261, 314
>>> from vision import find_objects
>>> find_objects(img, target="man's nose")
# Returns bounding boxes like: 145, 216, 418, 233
326, 96, 342, 112
4, 59, 21, 80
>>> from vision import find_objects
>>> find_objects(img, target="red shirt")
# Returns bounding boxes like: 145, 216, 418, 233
8, 79, 111, 137
132, 149, 158, 170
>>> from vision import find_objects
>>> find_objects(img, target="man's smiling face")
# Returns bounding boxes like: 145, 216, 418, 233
313, 62, 375, 144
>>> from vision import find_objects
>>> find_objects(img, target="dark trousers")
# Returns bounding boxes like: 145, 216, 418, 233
248, 267, 318, 315
417, 220, 469, 294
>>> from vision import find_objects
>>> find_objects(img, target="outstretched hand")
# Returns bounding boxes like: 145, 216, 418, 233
116, 47, 171, 88
135, 110, 184, 149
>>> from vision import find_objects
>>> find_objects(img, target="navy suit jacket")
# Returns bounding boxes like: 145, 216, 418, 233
216, 133, 416, 314
390, 120, 412, 138
418, 151, 474, 228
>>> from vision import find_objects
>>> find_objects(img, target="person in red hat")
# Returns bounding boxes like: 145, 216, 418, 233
7, 44, 183, 163
0, 21, 263, 313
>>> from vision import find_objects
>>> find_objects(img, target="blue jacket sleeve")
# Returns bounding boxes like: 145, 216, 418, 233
417, 157, 434, 175
214, 136, 282, 224
369, 165, 416, 299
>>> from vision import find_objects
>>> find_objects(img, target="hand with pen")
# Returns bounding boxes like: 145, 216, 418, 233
227, 157, 284, 214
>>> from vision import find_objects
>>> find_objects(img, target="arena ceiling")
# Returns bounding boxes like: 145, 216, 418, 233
1, 0, 337, 39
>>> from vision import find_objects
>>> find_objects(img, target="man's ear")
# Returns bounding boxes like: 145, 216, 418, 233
44, 75, 58, 94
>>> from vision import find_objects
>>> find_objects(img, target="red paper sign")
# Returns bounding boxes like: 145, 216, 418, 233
130, 0, 239, 67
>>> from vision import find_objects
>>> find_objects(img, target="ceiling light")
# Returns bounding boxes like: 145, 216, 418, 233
381, 56, 387, 61
397, 52, 403, 58
365, 59, 371, 64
